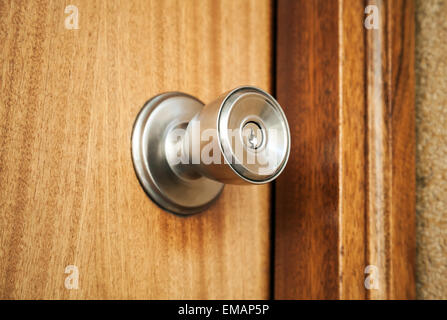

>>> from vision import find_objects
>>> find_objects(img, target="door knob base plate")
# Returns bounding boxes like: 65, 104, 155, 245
131, 92, 224, 216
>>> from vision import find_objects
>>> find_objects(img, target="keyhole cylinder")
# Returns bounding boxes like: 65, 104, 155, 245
182, 87, 290, 184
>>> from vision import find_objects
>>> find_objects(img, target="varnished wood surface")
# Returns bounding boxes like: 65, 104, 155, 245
387, 0, 416, 300
0, 0, 272, 299
274, 0, 415, 299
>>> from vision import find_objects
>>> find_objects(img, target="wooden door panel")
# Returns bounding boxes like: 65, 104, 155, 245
0, 0, 272, 299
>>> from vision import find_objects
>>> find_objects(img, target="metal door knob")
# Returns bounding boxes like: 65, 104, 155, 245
131, 86, 290, 215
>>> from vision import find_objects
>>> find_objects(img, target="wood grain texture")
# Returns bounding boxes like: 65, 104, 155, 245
274, 0, 415, 299
0, 0, 272, 299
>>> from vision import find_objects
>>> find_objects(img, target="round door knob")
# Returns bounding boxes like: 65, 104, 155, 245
131, 86, 290, 215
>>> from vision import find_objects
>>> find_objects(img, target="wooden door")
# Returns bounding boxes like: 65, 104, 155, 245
0, 0, 417, 300
0, 0, 272, 299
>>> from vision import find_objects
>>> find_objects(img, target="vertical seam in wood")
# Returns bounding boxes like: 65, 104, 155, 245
363, 0, 371, 300
338, 0, 344, 300
386, 0, 393, 299
270, 0, 277, 300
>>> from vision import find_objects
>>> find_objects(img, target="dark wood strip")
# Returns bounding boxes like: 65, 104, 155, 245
275, 0, 415, 299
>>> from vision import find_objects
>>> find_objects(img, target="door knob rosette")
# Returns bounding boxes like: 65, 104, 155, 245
131, 86, 290, 215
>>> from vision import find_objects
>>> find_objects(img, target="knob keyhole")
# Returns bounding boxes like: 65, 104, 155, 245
242, 121, 263, 150
248, 129, 257, 148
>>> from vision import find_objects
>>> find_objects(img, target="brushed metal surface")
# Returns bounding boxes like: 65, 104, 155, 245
131, 87, 290, 215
